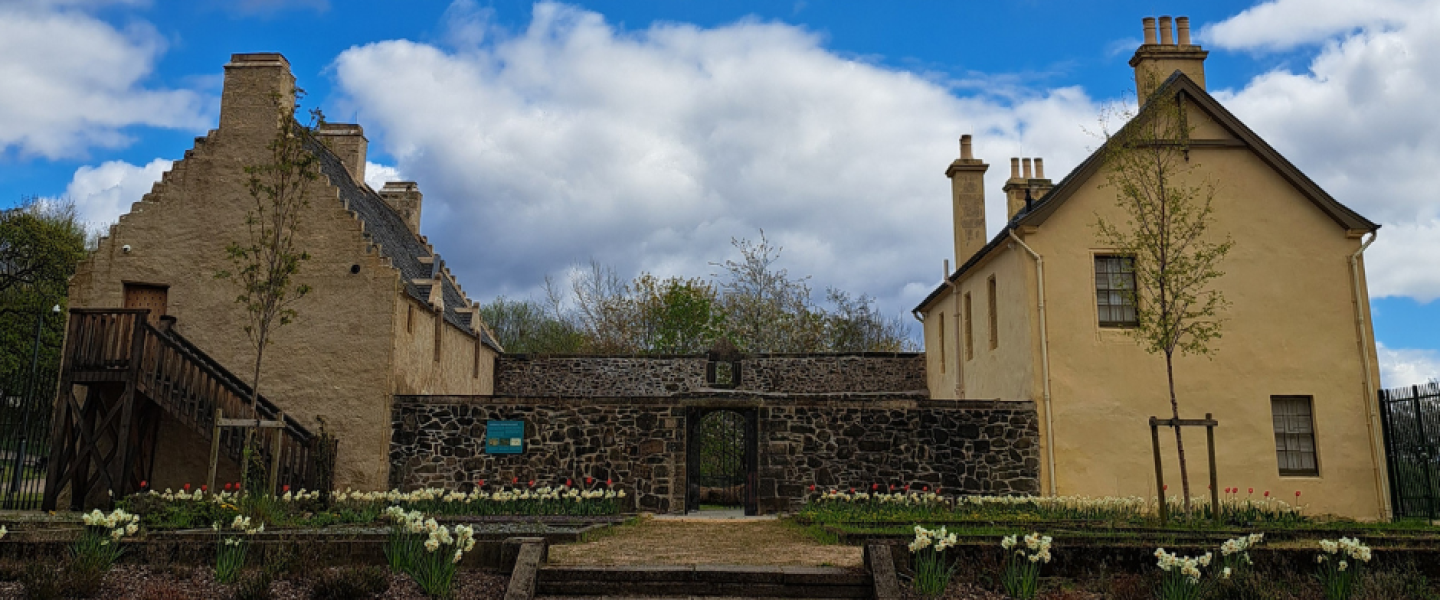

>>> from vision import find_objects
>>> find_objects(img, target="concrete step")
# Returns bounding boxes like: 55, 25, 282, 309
536, 565, 871, 598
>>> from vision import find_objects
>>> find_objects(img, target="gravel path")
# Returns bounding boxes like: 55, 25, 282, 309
549, 517, 862, 568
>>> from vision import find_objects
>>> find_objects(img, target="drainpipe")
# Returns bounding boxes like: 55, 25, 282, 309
1008, 230, 1057, 497
1349, 231, 1390, 520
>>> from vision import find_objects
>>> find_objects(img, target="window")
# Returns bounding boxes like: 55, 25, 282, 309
406, 305, 415, 334
937, 312, 946, 373
987, 276, 998, 350
1095, 255, 1138, 327
1272, 396, 1319, 476
434, 313, 443, 362
963, 292, 974, 361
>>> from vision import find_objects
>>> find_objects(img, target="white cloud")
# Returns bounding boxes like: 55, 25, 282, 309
0, 2, 207, 158
1202, 0, 1421, 51
363, 161, 406, 192
1365, 220, 1440, 303
61, 158, 170, 233
332, 2, 1102, 316
1378, 342, 1440, 387
1211, 2, 1440, 302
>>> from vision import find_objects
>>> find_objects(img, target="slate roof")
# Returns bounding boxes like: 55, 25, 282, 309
914, 72, 1380, 314
309, 136, 500, 350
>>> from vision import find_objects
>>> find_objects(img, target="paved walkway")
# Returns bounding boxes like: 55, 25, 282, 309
547, 515, 861, 568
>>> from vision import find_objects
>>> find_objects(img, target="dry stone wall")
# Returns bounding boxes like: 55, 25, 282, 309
390, 394, 1038, 514
742, 354, 926, 394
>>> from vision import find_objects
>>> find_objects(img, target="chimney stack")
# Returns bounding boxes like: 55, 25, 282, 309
1003, 156, 1054, 220
379, 181, 423, 235
946, 135, 989, 266
220, 53, 296, 139
1130, 15, 1208, 105
316, 123, 368, 184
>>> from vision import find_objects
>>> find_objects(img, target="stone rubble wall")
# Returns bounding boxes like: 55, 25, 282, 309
494, 354, 926, 397
390, 394, 1038, 515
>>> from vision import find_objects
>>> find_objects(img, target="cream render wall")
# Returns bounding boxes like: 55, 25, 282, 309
389, 295, 495, 396
1020, 119, 1385, 518
952, 248, 1036, 402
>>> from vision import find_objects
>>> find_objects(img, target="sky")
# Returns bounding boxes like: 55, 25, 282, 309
1, 0, 1438, 387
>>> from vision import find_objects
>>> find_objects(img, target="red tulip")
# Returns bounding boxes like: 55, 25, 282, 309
140, 480, 148, 489
849, 488, 855, 493
235, 482, 242, 491
1163, 484, 1168, 491
1264, 491, 1270, 497
513, 477, 519, 484
809, 484, 815, 492
283, 485, 290, 492
586, 477, 593, 485
923, 486, 929, 492
872, 483, 879, 490
528, 480, 535, 488
606, 478, 613, 487
566, 479, 572, 487
1296, 491, 1302, 497
183, 483, 190, 491
1248, 487, 1254, 494
904, 485, 910, 492
224, 483, 231, 491
201, 485, 207, 492
478, 479, 486, 487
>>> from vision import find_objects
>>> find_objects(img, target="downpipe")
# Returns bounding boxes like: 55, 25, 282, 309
1009, 231, 1058, 497
1349, 231, 1389, 520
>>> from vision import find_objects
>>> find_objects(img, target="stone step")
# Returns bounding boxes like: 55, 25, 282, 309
536, 565, 870, 598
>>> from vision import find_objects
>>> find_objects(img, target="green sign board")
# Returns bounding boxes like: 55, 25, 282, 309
486, 421, 524, 454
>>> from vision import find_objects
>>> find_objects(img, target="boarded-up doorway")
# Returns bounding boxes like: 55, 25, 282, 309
123, 283, 168, 326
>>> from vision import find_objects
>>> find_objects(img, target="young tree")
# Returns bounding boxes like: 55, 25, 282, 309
1095, 89, 1234, 514
711, 231, 825, 353
217, 92, 319, 416
477, 296, 584, 354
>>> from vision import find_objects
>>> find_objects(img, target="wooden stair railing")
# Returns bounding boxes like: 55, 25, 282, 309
44, 309, 337, 510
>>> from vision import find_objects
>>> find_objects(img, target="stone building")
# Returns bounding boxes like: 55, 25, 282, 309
915, 17, 1389, 519
65, 53, 499, 491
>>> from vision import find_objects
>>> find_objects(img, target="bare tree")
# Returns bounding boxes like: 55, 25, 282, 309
1095, 88, 1234, 514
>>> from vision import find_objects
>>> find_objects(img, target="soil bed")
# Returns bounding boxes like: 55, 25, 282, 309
0, 565, 509, 599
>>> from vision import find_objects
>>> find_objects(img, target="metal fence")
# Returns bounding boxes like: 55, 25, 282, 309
0, 363, 58, 510
1378, 382, 1440, 520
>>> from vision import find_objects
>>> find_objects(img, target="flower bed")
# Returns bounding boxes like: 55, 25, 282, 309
117, 482, 628, 531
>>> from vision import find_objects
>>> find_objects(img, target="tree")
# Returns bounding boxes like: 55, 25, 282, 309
477, 296, 584, 354
0, 198, 87, 378
823, 288, 913, 353
630, 273, 723, 354
1095, 88, 1234, 514
217, 92, 319, 423
711, 231, 825, 353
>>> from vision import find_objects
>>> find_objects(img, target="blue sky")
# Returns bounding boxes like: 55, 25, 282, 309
2, 0, 1438, 385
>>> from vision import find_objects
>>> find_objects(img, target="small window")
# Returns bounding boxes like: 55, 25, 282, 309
963, 292, 974, 361
434, 314, 443, 362
937, 312, 947, 373
1095, 255, 1138, 327
473, 336, 482, 379
987, 276, 998, 350
1272, 396, 1319, 476
407, 305, 415, 334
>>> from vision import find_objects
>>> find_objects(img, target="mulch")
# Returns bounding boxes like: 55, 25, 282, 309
0, 565, 510, 599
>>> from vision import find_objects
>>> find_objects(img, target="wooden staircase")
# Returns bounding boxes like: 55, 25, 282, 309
43, 309, 333, 510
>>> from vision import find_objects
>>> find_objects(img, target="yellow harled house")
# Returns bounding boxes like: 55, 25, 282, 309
914, 16, 1388, 520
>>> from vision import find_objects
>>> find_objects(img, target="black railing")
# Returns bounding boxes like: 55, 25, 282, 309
0, 363, 58, 510
1379, 382, 1440, 519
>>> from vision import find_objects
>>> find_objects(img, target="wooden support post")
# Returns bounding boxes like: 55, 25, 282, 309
1150, 417, 1167, 526
208, 408, 223, 493
1207, 413, 1220, 526
269, 412, 284, 495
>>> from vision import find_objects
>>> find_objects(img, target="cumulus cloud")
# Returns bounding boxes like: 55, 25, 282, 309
1202, 0, 1421, 51
1378, 342, 1440, 387
1211, 1, 1440, 302
363, 161, 406, 192
333, 2, 1101, 314
61, 158, 170, 233
0, 2, 207, 159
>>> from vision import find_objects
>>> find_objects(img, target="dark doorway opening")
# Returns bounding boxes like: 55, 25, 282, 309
686, 407, 757, 515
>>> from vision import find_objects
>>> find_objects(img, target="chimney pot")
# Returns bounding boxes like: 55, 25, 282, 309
1159, 16, 1174, 45
1022, 158, 1033, 179
1177, 17, 1191, 45
1010, 157, 1021, 179
1142, 17, 1158, 45
1034, 158, 1045, 179
960, 134, 973, 160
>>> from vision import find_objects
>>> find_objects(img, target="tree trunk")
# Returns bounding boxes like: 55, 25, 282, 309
1166, 351, 1192, 515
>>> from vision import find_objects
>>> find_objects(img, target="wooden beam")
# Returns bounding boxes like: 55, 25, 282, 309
217, 418, 286, 428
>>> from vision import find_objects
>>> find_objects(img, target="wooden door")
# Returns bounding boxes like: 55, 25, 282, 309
123, 283, 168, 325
